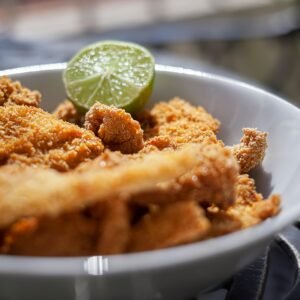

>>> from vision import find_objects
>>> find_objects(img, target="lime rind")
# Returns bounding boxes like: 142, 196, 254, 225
63, 40, 155, 113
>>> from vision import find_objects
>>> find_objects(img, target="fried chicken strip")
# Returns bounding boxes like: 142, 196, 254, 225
0, 144, 202, 228
131, 144, 239, 208
129, 201, 210, 252
0, 105, 103, 170
231, 128, 267, 173
1, 213, 98, 256
0, 76, 41, 107
85, 103, 144, 154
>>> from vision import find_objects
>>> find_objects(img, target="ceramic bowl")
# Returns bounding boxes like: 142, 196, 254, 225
0, 64, 300, 300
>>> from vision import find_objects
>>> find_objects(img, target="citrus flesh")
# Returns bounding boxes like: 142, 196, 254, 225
63, 41, 155, 114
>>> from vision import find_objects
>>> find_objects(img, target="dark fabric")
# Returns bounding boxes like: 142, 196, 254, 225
200, 226, 300, 300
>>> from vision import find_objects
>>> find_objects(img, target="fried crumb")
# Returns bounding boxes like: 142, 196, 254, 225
0, 76, 41, 107
53, 100, 83, 125
231, 128, 267, 173
85, 103, 144, 154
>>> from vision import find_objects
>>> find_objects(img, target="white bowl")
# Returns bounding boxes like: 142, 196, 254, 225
1, 64, 300, 300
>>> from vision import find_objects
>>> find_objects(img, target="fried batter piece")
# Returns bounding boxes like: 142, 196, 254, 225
228, 174, 280, 228
53, 100, 83, 125
0, 199, 131, 256
94, 198, 131, 255
85, 103, 144, 154
0, 76, 41, 107
131, 144, 239, 208
0, 105, 103, 170
129, 201, 210, 252
207, 174, 280, 237
0, 144, 202, 228
77, 143, 239, 208
1, 214, 98, 256
137, 98, 220, 149
231, 128, 267, 173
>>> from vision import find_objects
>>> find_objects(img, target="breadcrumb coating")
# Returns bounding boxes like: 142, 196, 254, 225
53, 100, 83, 125
207, 174, 281, 236
0, 144, 202, 228
231, 128, 267, 173
85, 103, 144, 154
0, 105, 104, 171
129, 201, 210, 252
0, 76, 41, 107
94, 198, 131, 255
137, 97, 220, 149
131, 144, 239, 208
0, 78, 281, 256
1, 214, 98, 256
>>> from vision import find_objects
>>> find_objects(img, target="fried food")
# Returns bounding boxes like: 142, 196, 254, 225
0, 76, 41, 107
228, 174, 280, 228
53, 100, 83, 125
129, 201, 210, 252
85, 103, 144, 154
137, 97, 220, 149
131, 144, 239, 208
1, 214, 98, 256
0, 144, 203, 228
231, 128, 267, 173
207, 175, 280, 237
0, 77, 281, 256
94, 198, 131, 255
0, 105, 103, 170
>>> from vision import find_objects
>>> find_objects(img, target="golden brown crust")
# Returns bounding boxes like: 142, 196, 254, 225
207, 174, 281, 236
137, 97, 220, 148
0, 105, 104, 170
0, 76, 41, 107
0, 144, 203, 228
0, 85, 281, 256
129, 201, 210, 252
53, 100, 83, 125
94, 198, 131, 255
85, 103, 144, 154
231, 128, 267, 173
1, 214, 98, 256
131, 144, 239, 208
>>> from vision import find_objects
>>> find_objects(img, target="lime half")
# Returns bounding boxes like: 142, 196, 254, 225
63, 41, 155, 114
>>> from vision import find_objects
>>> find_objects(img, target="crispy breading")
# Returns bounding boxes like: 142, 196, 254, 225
0, 76, 41, 107
94, 198, 131, 255
0, 144, 203, 228
129, 201, 210, 252
131, 144, 239, 208
76, 143, 239, 208
0, 82, 281, 257
0, 105, 103, 170
1, 214, 98, 256
228, 175, 280, 228
137, 98, 220, 148
207, 174, 280, 236
53, 100, 83, 125
85, 103, 144, 154
231, 128, 267, 173
76, 150, 128, 172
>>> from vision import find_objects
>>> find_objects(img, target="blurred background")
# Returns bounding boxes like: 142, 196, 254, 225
0, 0, 299, 104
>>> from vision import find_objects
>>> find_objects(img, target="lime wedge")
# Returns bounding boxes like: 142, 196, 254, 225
63, 40, 155, 114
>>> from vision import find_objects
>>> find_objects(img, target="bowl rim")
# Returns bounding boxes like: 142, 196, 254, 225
0, 63, 300, 277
